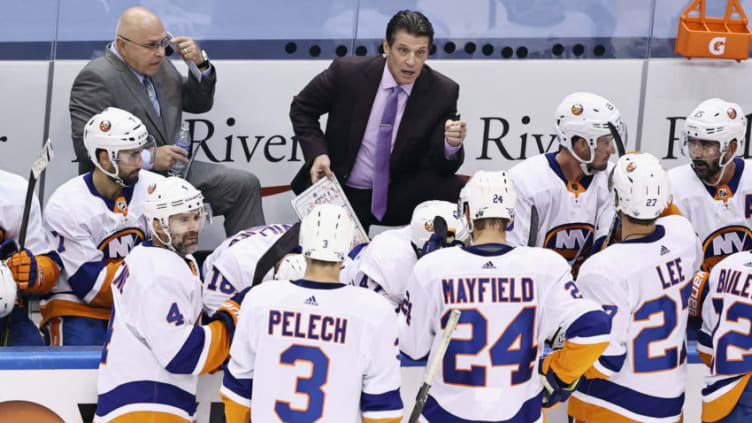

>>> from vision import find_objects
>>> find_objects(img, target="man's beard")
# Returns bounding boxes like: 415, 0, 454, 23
173, 231, 199, 256
691, 159, 721, 185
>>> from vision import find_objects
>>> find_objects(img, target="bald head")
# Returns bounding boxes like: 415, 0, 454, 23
115, 7, 167, 76
116, 7, 163, 38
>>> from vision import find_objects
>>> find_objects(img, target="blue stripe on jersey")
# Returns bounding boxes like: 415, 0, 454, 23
598, 354, 626, 373
95, 380, 197, 417
577, 378, 684, 418
84, 171, 135, 210
360, 389, 403, 412
222, 367, 253, 400
422, 392, 542, 423
69, 261, 107, 299
545, 152, 594, 190
698, 330, 713, 349
44, 251, 63, 268
702, 374, 745, 397
166, 326, 205, 374
348, 242, 369, 259
565, 310, 611, 339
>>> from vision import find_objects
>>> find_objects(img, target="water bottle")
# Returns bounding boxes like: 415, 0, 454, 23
169, 121, 191, 177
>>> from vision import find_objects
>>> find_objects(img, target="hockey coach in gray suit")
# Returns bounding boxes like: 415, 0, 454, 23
69, 7, 265, 235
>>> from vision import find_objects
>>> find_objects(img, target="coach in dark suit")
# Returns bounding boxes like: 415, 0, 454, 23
70, 7, 264, 235
290, 10, 467, 230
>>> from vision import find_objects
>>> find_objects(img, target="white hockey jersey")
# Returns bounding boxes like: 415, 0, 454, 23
508, 153, 614, 274
570, 215, 701, 423
343, 226, 417, 309
400, 243, 610, 423
41, 171, 164, 331
0, 169, 54, 255
201, 224, 291, 316
669, 158, 752, 272
221, 279, 403, 423
95, 242, 229, 422
698, 250, 752, 422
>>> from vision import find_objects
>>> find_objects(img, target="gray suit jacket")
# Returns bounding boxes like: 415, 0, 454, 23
70, 45, 216, 174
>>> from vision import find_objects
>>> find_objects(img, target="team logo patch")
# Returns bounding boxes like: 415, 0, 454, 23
727, 107, 737, 119
424, 221, 434, 232
99, 120, 111, 132
626, 162, 636, 173
571, 104, 584, 116
116, 199, 127, 211
717, 187, 729, 199
148, 183, 157, 194
98, 228, 146, 260
702, 225, 752, 272
543, 223, 594, 268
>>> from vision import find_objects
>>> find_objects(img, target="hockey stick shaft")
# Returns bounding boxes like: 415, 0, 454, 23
407, 309, 461, 423
18, 140, 54, 249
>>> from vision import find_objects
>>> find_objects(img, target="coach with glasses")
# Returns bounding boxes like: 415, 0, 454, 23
69, 7, 265, 237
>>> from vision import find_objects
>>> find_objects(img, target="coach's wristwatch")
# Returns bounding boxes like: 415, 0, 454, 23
197, 50, 210, 71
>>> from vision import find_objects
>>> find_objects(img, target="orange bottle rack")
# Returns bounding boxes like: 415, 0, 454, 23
675, 0, 751, 61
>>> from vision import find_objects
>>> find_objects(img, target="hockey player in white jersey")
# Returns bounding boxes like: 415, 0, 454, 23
669, 100, 752, 315
221, 204, 403, 423
0, 170, 62, 346
42, 107, 164, 345
508, 92, 626, 275
400, 170, 611, 423
95, 177, 240, 423
569, 152, 701, 423
343, 200, 468, 309
697, 249, 752, 423
202, 223, 306, 316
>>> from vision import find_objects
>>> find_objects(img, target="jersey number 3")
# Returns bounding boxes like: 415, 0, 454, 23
274, 344, 330, 423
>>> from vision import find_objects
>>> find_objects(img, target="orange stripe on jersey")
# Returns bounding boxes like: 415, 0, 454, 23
699, 352, 713, 367
106, 410, 194, 422
660, 202, 683, 217
88, 260, 121, 307
584, 365, 610, 380
703, 374, 752, 422
221, 393, 250, 423
363, 417, 401, 423
24, 255, 60, 295
200, 321, 231, 375
40, 299, 111, 329
568, 395, 679, 423
188, 261, 199, 277
544, 340, 609, 384
47, 317, 63, 346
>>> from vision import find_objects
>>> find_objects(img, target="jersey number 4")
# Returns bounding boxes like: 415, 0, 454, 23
441, 307, 537, 386
274, 344, 330, 423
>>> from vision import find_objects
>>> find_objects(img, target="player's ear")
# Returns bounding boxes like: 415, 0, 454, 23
728, 139, 739, 157
96, 149, 111, 167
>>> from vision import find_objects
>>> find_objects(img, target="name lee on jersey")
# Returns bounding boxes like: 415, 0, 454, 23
268, 310, 347, 344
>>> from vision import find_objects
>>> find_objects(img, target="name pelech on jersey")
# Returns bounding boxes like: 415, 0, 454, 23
698, 250, 752, 421
400, 244, 609, 423
669, 159, 752, 272
40, 171, 164, 328
570, 215, 701, 423
221, 280, 403, 423
508, 153, 613, 274
201, 224, 291, 316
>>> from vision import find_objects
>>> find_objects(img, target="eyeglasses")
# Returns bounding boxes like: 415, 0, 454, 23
117, 34, 171, 51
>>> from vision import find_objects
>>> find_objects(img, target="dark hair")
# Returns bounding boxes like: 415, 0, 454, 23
473, 218, 509, 232
385, 10, 434, 47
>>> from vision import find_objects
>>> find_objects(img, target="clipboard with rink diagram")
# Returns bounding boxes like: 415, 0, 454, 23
291, 176, 369, 247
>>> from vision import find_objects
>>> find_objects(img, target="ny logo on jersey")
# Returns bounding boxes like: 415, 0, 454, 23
98, 228, 145, 261
702, 226, 752, 272
543, 223, 594, 265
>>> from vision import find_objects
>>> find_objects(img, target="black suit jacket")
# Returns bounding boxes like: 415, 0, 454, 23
289, 55, 464, 194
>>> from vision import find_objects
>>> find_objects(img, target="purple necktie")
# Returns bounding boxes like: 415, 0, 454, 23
372, 86, 401, 221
